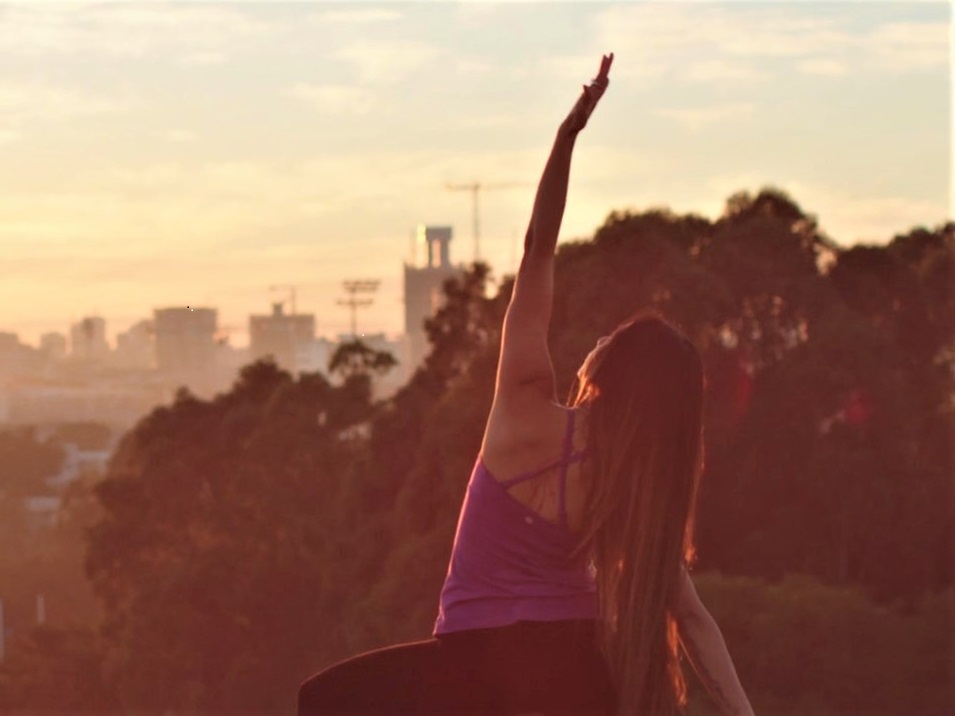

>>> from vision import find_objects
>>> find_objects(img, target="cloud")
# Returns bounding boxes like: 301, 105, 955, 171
685, 59, 769, 84
591, 4, 947, 83
0, 4, 282, 59
0, 82, 133, 125
455, 59, 494, 75
868, 21, 949, 74
178, 51, 229, 67
454, 3, 505, 27
305, 8, 403, 25
796, 59, 849, 77
717, 15, 857, 59
299, 200, 328, 216
335, 40, 446, 85
590, 2, 800, 81
280, 83, 377, 116
165, 130, 198, 143
0, 4, 86, 57
655, 102, 758, 132
458, 113, 524, 129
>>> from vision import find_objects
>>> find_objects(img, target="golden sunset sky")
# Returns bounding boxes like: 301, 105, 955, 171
1, 0, 949, 348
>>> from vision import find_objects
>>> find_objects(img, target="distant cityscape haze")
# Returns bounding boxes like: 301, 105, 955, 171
1, 1, 949, 348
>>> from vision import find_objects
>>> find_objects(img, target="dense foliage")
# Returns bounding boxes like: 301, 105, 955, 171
0, 187, 951, 714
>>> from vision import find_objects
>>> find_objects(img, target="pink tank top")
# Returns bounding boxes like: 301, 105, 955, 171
433, 406, 598, 636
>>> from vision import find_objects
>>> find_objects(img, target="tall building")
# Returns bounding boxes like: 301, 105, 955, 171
69, 316, 109, 364
114, 320, 155, 370
0, 332, 31, 378
249, 302, 315, 376
154, 307, 218, 397
39, 333, 67, 363
403, 225, 463, 370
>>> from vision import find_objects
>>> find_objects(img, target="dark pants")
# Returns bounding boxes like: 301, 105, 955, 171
298, 618, 616, 715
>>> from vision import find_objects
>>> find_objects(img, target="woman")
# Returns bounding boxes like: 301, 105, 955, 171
299, 53, 755, 716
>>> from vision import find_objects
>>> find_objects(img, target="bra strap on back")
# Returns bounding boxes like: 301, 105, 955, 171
558, 408, 576, 526
496, 408, 582, 501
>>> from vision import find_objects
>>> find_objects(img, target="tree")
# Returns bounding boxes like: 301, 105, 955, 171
0, 426, 64, 498
328, 339, 398, 381
83, 358, 385, 712
15, 189, 947, 715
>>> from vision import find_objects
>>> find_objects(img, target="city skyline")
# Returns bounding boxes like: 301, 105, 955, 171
1, 1, 949, 348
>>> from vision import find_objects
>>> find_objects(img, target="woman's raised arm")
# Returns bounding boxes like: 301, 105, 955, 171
492, 53, 614, 404
523, 52, 614, 260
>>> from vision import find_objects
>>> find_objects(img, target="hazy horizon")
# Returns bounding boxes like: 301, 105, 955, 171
1, 0, 949, 349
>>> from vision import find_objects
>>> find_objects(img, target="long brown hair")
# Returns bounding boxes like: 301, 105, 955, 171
568, 309, 705, 715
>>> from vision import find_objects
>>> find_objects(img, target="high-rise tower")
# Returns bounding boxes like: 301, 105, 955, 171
403, 225, 462, 370
249, 302, 315, 376
153, 307, 217, 397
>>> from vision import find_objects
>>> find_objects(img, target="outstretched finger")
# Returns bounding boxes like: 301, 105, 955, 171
596, 53, 611, 81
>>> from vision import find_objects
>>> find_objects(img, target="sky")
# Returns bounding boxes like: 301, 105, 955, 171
0, 0, 949, 348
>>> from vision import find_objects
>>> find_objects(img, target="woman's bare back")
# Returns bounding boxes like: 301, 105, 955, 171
480, 400, 591, 533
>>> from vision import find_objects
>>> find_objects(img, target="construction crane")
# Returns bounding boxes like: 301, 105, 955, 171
445, 181, 529, 262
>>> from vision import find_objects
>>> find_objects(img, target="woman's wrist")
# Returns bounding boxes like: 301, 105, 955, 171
556, 120, 580, 144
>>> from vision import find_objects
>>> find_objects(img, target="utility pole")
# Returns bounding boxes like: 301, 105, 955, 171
337, 280, 379, 338
445, 181, 528, 262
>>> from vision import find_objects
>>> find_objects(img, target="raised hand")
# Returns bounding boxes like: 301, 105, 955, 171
562, 52, 614, 135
